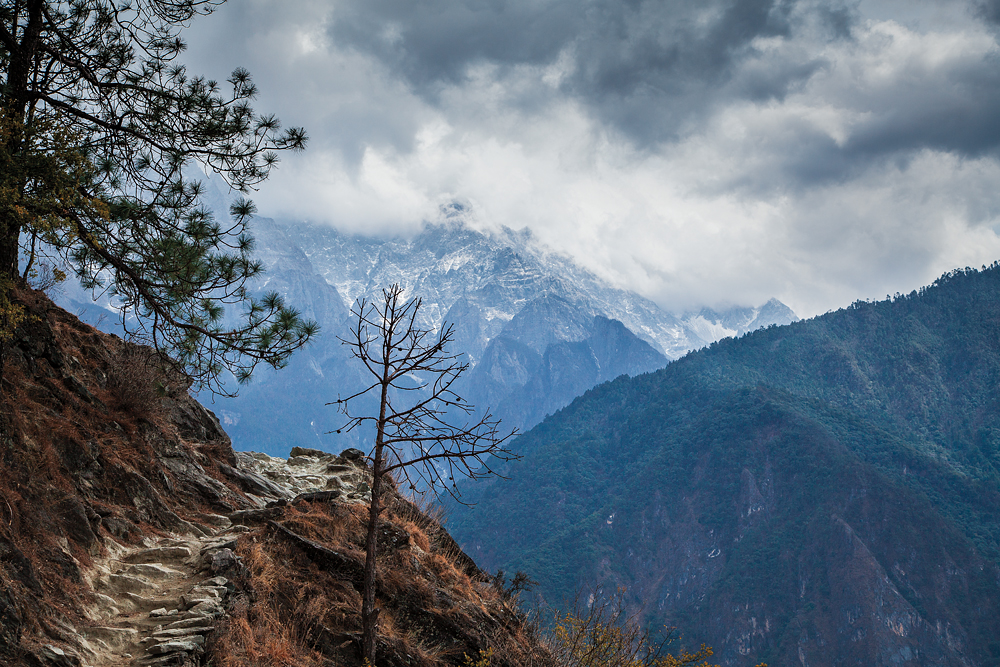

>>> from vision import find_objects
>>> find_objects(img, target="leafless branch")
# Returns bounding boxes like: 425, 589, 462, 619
334, 283, 519, 664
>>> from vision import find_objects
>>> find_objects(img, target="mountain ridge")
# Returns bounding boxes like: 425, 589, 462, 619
280, 212, 798, 360
53, 182, 797, 455
449, 264, 1000, 667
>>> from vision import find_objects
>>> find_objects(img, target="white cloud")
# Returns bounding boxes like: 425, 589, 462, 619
182, 0, 1000, 318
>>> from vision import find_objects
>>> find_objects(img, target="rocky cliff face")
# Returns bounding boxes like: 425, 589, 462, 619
0, 287, 551, 667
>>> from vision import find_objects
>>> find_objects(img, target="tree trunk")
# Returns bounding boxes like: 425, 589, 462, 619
0, 222, 21, 282
362, 368, 391, 665
361, 465, 383, 664
1, 1, 44, 283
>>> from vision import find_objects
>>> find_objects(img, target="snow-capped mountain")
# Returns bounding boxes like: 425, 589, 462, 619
276, 203, 797, 363
221, 208, 798, 442
55, 181, 797, 454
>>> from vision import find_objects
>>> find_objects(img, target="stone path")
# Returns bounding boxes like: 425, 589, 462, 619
75, 516, 248, 667
50, 447, 372, 667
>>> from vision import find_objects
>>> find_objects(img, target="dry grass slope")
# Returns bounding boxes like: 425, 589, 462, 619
0, 287, 724, 667
0, 287, 559, 667
210, 493, 557, 667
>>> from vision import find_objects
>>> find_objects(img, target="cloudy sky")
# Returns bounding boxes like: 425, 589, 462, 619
182, 0, 1000, 318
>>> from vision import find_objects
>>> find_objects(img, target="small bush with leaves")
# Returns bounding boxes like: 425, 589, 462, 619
492, 569, 539, 599
548, 587, 765, 667
0, 279, 26, 346
462, 648, 495, 667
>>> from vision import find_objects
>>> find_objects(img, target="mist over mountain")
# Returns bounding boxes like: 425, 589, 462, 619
213, 213, 796, 453
55, 188, 796, 454
280, 203, 798, 360
448, 264, 1000, 666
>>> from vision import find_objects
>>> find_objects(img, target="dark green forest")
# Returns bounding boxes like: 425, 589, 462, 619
450, 264, 1000, 666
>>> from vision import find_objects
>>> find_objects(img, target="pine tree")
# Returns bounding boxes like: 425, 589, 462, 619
0, 1, 315, 390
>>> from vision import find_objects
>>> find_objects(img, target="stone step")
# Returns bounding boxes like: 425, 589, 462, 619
150, 626, 214, 641
125, 593, 182, 613
164, 616, 216, 630
138, 654, 188, 666
194, 513, 232, 529
87, 592, 127, 620
176, 519, 213, 537
123, 546, 193, 564
147, 636, 204, 654
121, 563, 186, 581
100, 573, 157, 596
180, 595, 219, 611
125, 594, 164, 610
81, 626, 139, 652
177, 599, 223, 619
198, 537, 238, 552
201, 576, 229, 587
155, 538, 196, 548
189, 584, 226, 597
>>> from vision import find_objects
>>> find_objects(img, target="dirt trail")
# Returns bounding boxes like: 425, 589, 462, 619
57, 448, 371, 667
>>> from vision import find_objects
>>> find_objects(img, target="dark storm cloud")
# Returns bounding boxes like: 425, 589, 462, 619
721, 63, 1000, 196
328, 0, 841, 142
179, 0, 1000, 318
329, 0, 577, 83
844, 68, 1000, 159
327, 0, 1000, 171
759, 47, 1000, 191
977, 0, 1000, 24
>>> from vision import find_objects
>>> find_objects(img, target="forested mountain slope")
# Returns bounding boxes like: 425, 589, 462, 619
449, 265, 1000, 667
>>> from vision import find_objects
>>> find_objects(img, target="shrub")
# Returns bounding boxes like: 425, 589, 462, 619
105, 345, 163, 418
546, 587, 759, 667
463, 648, 495, 667
0, 279, 26, 345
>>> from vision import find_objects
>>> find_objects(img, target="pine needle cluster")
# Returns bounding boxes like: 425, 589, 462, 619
0, 1, 315, 390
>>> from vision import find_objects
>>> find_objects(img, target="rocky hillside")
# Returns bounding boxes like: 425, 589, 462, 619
0, 287, 552, 667
449, 266, 1000, 667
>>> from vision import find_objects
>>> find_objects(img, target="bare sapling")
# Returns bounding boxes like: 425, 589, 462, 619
331, 283, 519, 665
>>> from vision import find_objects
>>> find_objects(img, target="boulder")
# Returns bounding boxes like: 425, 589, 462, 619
340, 448, 365, 462
289, 446, 331, 458
39, 645, 81, 667
209, 549, 240, 575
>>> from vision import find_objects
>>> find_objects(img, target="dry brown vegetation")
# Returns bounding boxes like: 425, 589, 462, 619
209, 494, 558, 667
0, 288, 723, 667
104, 345, 164, 418
0, 287, 552, 667
0, 287, 259, 664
